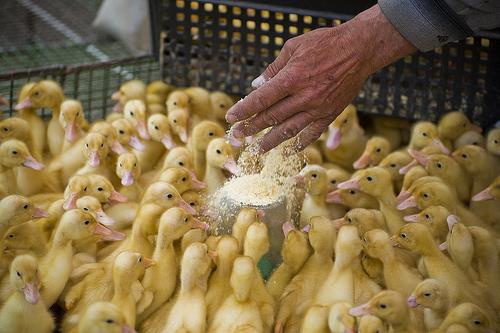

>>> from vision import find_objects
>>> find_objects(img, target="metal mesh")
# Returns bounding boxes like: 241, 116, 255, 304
156, 0, 500, 127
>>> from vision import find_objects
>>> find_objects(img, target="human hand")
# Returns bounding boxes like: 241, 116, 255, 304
226, 5, 416, 153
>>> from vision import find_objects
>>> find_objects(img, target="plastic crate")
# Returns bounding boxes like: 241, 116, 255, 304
152, 0, 500, 127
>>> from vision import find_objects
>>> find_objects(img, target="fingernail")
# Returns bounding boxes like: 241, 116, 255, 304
226, 113, 237, 123
232, 128, 244, 138
251, 75, 266, 89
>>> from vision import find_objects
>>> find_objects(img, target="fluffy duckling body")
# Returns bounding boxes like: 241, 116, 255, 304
76, 301, 134, 333
111, 80, 146, 113
358, 315, 388, 333
0, 255, 54, 333
209, 256, 264, 333
353, 136, 392, 169
408, 279, 449, 331
486, 128, 500, 156
436, 303, 494, 333
232, 208, 262, 252
372, 115, 407, 150
204, 137, 239, 195
334, 208, 387, 236
116, 153, 143, 202
298, 165, 331, 227
438, 112, 481, 149
300, 305, 329, 333
191, 120, 225, 179
326, 302, 356, 333
443, 216, 477, 280
60, 100, 88, 152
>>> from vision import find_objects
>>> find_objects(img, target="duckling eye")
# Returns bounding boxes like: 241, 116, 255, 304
173, 119, 177, 123
436, 162, 443, 168
366, 176, 373, 181
33, 91, 40, 97
379, 304, 387, 309
83, 186, 87, 192
219, 103, 225, 108
330, 179, 336, 184
461, 154, 467, 159
97, 187, 103, 192
83, 207, 89, 211
424, 214, 430, 219
343, 119, 348, 124
178, 161, 184, 166
347, 217, 352, 223
100, 143, 104, 148
473, 320, 481, 325
423, 292, 431, 297
173, 102, 177, 106
76, 112, 80, 117
375, 148, 381, 153
167, 193, 173, 199
83, 220, 90, 225
181, 177, 186, 182
23, 204, 28, 209
423, 193, 429, 198
119, 163, 123, 167
12, 150, 17, 155
184, 217, 188, 223
463, 123, 467, 128
105, 319, 114, 324
311, 174, 317, 178
400, 232, 407, 238
119, 130, 125, 134
349, 190, 356, 195
138, 257, 142, 262
16, 271, 21, 277
216, 149, 221, 154
154, 125, 159, 130
133, 163, 137, 167
390, 163, 396, 168
85, 143, 89, 148
129, 112, 134, 117
422, 132, 427, 137
2, 127, 9, 132
189, 202, 195, 206
209, 132, 214, 136
494, 139, 499, 144
8, 234, 14, 238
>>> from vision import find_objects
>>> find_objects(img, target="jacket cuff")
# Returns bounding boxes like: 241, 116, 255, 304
378, 0, 473, 51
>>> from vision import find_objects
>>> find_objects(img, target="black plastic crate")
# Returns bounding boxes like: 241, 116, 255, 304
152, 0, 500, 127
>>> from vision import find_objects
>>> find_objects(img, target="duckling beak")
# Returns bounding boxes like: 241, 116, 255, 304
108, 190, 128, 204
353, 152, 371, 169
282, 221, 296, 236
111, 140, 127, 154
446, 214, 460, 230
396, 189, 411, 205
93, 222, 126, 241
121, 171, 134, 186
89, 151, 100, 167
32, 207, 49, 218
471, 188, 494, 201
332, 217, 346, 229
192, 218, 210, 231
438, 241, 448, 251
143, 257, 156, 268
111, 91, 121, 101
161, 134, 177, 150
399, 159, 417, 174
15, 97, 32, 110
191, 177, 206, 190
178, 128, 188, 143
223, 157, 240, 175
408, 149, 428, 167
348, 303, 370, 316
337, 179, 360, 190
122, 324, 137, 333
137, 120, 151, 140
22, 282, 40, 304
65, 122, 78, 142
407, 295, 418, 308
63, 193, 78, 210
403, 214, 419, 222
178, 198, 197, 215
431, 139, 450, 154
302, 224, 311, 233
112, 103, 122, 113
326, 127, 341, 150
397, 195, 417, 210
95, 210, 115, 226
326, 190, 343, 204
23, 156, 44, 170
390, 235, 401, 247
129, 135, 146, 151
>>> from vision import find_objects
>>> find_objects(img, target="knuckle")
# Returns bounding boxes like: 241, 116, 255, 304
261, 111, 280, 127
253, 92, 270, 111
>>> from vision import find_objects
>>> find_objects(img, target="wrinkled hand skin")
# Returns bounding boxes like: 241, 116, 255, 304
227, 4, 416, 153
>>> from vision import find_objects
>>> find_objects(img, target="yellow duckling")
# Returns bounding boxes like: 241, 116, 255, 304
438, 112, 482, 149
166, 90, 189, 114
403, 205, 451, 244
326, 187, 379, 210
303, 145, 323, 166
396, 165, 428, 204
147, 113, 177, 150
300, 305, 329, 333
333, 208, 387, 236
486, 128, 500, 156
15, 80, 65, 156
15, 82, 46, 159
146, 80, 171, 114
298, 165, 331, 227
325, 167, 351, 218
123, 99, 150, 140
76, 301, 135, 333
62, 174, 90, 210
409, 121, 450, 153
168, 107, 190, 144
362, 229, 422, 297
0, 117, 40, 161
408, 279, 449, 331
116, 153, 143, 202
232, 207, 263, 252
111, 118, 146, 152
59, 100, 88, 151
0, 194, 47, 238
210, 91, 234, 125
353, 136, 392, 170
358, 315, 388, 333
378, 151, 412, 192
75, 196, 116, 227
182, 190, 203, 214
471, 175, 500, 202
266, 223, 311, 302
205, 235, 239, 324
322, 104, 367, 170
191, 120, 226, 179
76, 133, 114, 181
349, 290, 419, 333
111, 80, 146, 113
162, 242, 212, 333
327, 302, 356, 333
90, 121, 127, 155
436, 303, 494, 333
0, 254, 54, 333
110, 251, 154, 328
275, 216, 336, 333
185, 86, 213, 124
454, 130, 485, 148
209, 255, 264, 333
204, 137, 239, 195
159, 166, 206, 195
137, 207, 205, 322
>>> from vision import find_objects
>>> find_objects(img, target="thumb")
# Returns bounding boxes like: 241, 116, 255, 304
252, 40, 294, 89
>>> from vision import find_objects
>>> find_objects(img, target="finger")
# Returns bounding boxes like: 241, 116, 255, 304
226, 69, 292, 124
231, 94, 308, 138
258, 111, 316, 153
252, 42, 294, 88
293, 117, 333, 152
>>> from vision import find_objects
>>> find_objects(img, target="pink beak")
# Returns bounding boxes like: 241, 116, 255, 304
122, 325, 137, 333
326, 190, 343, 204
397, 195, 417, 210
208, 250, 217, 261
129, 135, 146, 151
353, 152, 371, 169
111, 91, 121, 101
32, 207, 49, 218
96, 210, 115, 226
471, 188, 494, 201
178, 198, 197, 215
439, 241, 448, 251
223, 157, 240, 175
192, 218, 210, 231
349, 303, 370, 316
282, 222, 296, 236
121, 171, 134, 186
108, 190, 128, 204
446, 214, 460, 231
137, 120, 151, 140
111, 140, 127, 154
431, 139, 450, 154
403, 214, 419, 222
23, 156, 44, 170
302, 224, 311, 233
337, 178, 360, 190
143, 257, 156, 268
23, 282, 40, 304
93, 222, 125, 241
407, 295, 418, 308
15, 97, 32, 110
89, 151, 100, 167
191, 176, 206, 190
178, 128, 188, 143
112, 103, 122, 113
65, 122, 78, 142
161, 135, 177, 150
408, 149, 428, 166
399, 159, 418, 174
396, 189, 411, 205
326, 127, 341, 150
332, 217, 346, 229
63, 192, 78, 210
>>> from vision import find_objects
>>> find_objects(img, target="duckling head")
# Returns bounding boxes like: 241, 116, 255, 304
111, 80, 146, 112
398, 180, 454, 211
148, 114, 176, 149
418, 153, 461, 181
182, 190, 202, 213
439, 303, 493, 333
455, 130, 485, 148
486, 128, 500, 156
78, 301, 135, 333
404, 205, 450, 242
210, 91, 234, 122
159, 166, 205, 193
166, 90, 190, 114
9, 254, 40, 304
298, 165, 328, 195
307, 216, 336, 256
2, 223, 38, 256
63, 175, 90, 210
168, 108, 189, 143
328, 302, 356, 333
243, 222, 269, 263
164, 147, 193, 170
379, 151, 412, 182
281, 224, 310, 271
349, 290, 408, 325
82, 133, 109, 168
391, 223, 435, 254
158, 207, 208, 244
76, 196, 115, 227
410, 121, 449, 152
59, 100, 85, 142
471, 176, 500, 202
398, 165, 427, 201
89, 175, 127, 205
112, 118, 145, 151
438, 112, 481, 141
353, 136, 391, 169
333, 208, 385, 236
0, 117, 32, 143
232, 207, 263, 251
59, 209, 120, 241
302, 305, 329, 332
90, 121, 126, 155
17, 82, 36, 107
326, 104, 359, 150
213, 235, 239, 268
123, 99, 150, 140
408, 278, 448, 311
230, 256, 256, 302
326, 167, 351, 193
362, 229, 392, 260
0, 139, 44, 170
358, 315, 387, 333
326, 187, 378, 209
180, 242, 212, 289
338, 167, 393, 199
116, 153, 141, 187
113, 251, 153, 289
146, 80, 171, 102
206, 137, 239, 175
192, 121, 225, 151
15, 80, 64, 110
452, 144, 488, 174
141, 181, 195, 214
0, 194, 48, 224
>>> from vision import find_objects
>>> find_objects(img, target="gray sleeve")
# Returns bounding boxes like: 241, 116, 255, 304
378, 0, 500, 51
